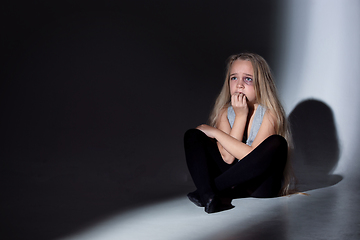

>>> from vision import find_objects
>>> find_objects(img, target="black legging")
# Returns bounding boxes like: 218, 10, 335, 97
184, 129, 287, 199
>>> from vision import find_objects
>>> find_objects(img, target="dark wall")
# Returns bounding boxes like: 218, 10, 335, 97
0, 1, 278, 239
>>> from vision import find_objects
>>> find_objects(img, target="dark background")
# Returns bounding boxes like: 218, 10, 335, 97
0, 1, 279, 239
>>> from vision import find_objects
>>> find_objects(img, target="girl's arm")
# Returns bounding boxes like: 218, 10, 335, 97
215, 107, 247, 163
197, 110, 277, 164
214, 93, 249, 163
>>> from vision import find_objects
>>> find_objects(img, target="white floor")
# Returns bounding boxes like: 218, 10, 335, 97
59, 178, 360, 240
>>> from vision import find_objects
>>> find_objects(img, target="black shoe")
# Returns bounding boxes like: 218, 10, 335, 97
187, 191, 204, 207
204, 195, 234, 214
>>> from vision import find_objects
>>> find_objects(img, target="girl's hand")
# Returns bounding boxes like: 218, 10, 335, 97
196, 124, 217, 138
231, 92, 248, 116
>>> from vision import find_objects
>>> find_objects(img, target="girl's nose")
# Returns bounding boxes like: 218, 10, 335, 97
237, 79, 244, 87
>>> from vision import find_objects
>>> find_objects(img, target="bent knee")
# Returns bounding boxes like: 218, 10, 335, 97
184, 129, 208, 147
261, 135, 288, 154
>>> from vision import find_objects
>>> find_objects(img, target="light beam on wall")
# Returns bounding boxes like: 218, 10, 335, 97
274, 0, 360, 179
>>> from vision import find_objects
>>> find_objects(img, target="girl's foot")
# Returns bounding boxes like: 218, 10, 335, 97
187, 191, 204, 207
204, 194, 235, 214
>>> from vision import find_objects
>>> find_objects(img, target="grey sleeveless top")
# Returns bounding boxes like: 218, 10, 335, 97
227, 105, 266, 146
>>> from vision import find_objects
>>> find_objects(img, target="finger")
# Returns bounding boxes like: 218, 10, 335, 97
242, 94, 247, 104
231, 94, 237, 105
236, 93, 243, 103
235, 93, 244, 106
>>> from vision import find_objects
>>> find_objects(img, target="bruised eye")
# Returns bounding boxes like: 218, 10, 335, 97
244, 77, 253, 84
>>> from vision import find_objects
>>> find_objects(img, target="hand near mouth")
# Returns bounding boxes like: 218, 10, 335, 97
231, 92, 249, 116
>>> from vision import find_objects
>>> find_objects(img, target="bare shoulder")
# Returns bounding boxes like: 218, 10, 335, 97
260, 109, 278, 135
217, 107, 231, 133
264, 109, 277, 127
216, 107, 228, 124
220, 107, 228, 119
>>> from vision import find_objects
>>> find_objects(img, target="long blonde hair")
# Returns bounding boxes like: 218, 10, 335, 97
209, 53, 295, 196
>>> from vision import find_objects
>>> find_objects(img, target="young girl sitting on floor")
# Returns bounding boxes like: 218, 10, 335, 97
184, 53, 293, 213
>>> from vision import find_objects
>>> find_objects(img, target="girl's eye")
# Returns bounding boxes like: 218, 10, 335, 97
243, 77, 254, 85
230, 77, 237, 81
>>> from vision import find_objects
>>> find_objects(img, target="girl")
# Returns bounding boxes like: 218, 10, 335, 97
184, 53, 293, 214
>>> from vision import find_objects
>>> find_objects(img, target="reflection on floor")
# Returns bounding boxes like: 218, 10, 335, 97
60, 179, 360, 240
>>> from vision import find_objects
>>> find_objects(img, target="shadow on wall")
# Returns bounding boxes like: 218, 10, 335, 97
288, 99, 342, 192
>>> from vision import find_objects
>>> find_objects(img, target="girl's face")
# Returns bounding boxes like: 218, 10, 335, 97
229, 59, 256, 104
